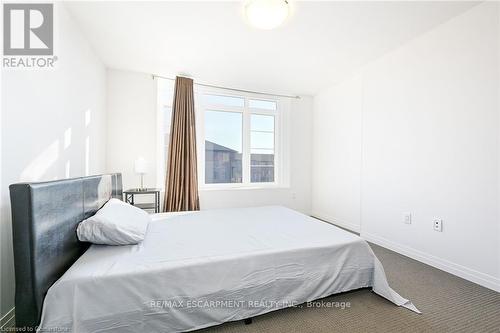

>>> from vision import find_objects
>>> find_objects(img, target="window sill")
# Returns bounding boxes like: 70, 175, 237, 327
199, 184, 290, 191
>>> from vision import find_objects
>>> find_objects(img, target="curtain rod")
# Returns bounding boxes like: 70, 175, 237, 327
152, 74, 301, 99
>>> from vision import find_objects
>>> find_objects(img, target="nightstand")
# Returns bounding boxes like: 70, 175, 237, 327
123, 188, 161, 213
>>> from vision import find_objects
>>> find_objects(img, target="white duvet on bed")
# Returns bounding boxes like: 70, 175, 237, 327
38, 206, 419, 332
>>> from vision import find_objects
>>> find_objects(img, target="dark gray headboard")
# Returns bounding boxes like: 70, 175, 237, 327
9, 173, 122, 329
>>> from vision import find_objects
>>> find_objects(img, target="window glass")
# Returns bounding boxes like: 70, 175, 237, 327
204, 94, 245, 108
205, 110, 243, 184
250, 114, 275, 132
249, 99, 277, 110
158, 79, 175, 189
250, 132, 274, 150
250, 154, 275, 183
163, 106, 172, 133
158, 78, 174, 107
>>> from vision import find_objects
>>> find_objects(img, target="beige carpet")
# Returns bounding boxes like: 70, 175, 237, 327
198, 243, 500, 333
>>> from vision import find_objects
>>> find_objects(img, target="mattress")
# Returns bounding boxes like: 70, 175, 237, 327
38, 206, 419, 332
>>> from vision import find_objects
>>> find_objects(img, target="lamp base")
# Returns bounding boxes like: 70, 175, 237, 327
137, 173, 145, 191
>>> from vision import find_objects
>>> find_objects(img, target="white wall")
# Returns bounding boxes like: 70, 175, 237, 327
106, 69, 313, 214
312, 74, 363, 232
312, 2, 500, 291
106, 70, 157, 191
0, 3, 107, 318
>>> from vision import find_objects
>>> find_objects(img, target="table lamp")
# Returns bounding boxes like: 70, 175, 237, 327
134, 157, 148, 191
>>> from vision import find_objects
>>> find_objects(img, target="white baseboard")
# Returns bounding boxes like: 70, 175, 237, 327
363, 232, 500, 293
311, 211, 361, 233
0, 307, 15, 330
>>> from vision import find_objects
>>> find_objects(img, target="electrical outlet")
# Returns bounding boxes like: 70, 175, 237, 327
433, 218, 443, 232
403, 213, 412, 224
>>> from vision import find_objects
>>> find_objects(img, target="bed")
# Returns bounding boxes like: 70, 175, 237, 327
9, 174, 418, 333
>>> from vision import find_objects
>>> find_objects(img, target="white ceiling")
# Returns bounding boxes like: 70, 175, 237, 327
66, 1, 478, 96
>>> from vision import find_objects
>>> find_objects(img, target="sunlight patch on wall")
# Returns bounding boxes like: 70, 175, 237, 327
85, 136, 90, 176
85, 109, 92, 127
64, 128, 72, 149
20, 140, 59, 181
65, 160, 71, 178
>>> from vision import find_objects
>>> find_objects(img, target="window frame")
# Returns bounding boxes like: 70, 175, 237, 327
196, 86, 289, 190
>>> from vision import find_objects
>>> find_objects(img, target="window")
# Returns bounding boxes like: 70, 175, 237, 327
156, 79, 174, 188
157, 78, 289, 190
199, 90, 288, 189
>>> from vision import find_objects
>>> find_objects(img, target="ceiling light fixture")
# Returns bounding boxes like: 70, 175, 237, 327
245, 0, 289, 30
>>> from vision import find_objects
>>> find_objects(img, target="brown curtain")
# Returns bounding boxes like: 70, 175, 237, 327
163, 76, 200, 212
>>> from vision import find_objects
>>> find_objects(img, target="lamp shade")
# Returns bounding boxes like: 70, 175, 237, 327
134, 157, 148, 174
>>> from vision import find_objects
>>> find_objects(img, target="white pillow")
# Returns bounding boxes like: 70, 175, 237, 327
77, 198, 151, 245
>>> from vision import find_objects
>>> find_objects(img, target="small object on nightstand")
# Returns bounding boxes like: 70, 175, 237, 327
123, 188, 161, 213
